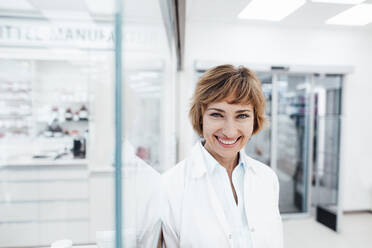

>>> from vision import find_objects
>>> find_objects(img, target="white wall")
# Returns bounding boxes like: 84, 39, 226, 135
178, 21, 372, 211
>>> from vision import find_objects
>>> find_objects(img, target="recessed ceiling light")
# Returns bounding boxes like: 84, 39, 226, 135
311, 0, 365, 4
238, 0, 306, 21
326, 4, 372, 25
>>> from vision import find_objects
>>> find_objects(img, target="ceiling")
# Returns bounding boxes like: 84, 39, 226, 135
0, 0, 372, 32
187, 0, 372, 32
0, 0, 162, 21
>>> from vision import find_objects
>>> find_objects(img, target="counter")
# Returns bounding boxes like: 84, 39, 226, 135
0, 158, 91, 247
0, 158, 88, 168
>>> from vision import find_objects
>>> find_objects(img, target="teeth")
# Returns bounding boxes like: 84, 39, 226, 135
218, 137, 237, 145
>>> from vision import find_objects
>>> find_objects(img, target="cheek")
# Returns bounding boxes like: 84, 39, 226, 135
202, 117, 220, 138
242, 121, 254, 137
202, 116, 211, 137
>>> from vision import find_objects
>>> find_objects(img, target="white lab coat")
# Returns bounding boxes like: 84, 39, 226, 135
161, 143, 283, 248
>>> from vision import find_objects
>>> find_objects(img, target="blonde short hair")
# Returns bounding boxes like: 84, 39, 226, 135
189, 64, 266, 137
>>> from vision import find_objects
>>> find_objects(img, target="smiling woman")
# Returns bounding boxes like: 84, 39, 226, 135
202, 101, 255, 173
189, 64, 266, 137
162, 64, 283, 248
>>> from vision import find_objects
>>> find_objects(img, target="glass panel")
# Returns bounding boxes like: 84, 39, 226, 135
118, 0, 176, 246
0, 18, 115, 248
245, 73, 272, 166
312, 75, 342, 217
318, 116, 340, 157
276, 74, 311, 213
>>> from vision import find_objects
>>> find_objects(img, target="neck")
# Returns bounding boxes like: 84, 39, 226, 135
204, 143, 239, 173
219, 156, 239, 173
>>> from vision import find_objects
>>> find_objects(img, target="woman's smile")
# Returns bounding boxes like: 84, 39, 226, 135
215, 135, 241, 147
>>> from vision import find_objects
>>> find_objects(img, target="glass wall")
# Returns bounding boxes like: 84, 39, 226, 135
0, 0, 176, 246
312, 75, 342, 231
244, 72, 343, 218
116, 0, 177, 246
0, 0, 116, 247
244, 72, 312, 214
245, 73, 272, 166
275, 74, 312, 213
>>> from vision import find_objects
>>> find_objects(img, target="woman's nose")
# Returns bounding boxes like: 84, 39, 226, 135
222, 120, 238, 138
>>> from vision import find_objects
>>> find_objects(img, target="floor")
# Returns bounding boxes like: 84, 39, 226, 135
59, 213, 372, 248
283, 212, 372, 248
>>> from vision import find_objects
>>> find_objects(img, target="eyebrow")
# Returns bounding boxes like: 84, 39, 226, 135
207, 108, 253, 113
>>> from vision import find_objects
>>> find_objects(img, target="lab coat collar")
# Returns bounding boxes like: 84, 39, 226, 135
190, 142, 257, 179
189, 142, 207, 178
240, 149, 258, 174
200, 142, 246, 174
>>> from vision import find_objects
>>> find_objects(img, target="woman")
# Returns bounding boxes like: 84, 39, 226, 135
162, 65, 283, 248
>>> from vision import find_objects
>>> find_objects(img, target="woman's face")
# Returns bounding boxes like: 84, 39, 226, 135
202, 100, 254, 162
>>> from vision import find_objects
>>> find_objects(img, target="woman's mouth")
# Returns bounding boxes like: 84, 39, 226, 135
215, 136, 241, 147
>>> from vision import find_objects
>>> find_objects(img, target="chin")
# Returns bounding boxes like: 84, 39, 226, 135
215, 146, 240, 159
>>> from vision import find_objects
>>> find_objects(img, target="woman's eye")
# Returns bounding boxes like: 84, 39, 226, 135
210, 113, 223, 118
237, 114, 249, 119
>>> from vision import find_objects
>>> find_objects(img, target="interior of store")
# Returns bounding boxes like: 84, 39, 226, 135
1, 0, 372, 247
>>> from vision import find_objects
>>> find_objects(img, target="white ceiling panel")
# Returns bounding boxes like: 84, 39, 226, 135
310, 0, 365, 4
122, 0, 162, 20
85, 0, 115, 15
326, 4, 372, 25
187, 0, 372, 31
186, 0, 248, 21
27, 0, 89, 11
0, 0, 36, 11
0, 0, 161, 21
281, 2, 350, 25
238, 0, 306, 21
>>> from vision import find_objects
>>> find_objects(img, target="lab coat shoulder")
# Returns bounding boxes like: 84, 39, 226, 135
246, 157, 282, 226
161, 146, 205, 207
245, 155, 280, 197
247, 154, 277, 178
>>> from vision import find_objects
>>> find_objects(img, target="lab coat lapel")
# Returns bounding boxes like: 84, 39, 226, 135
206, 175, 231, 241
189, 143, 232, 242
242, 153, 259, 242
243, 167, 255, 223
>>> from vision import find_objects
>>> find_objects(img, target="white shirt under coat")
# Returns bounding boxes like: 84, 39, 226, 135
161, 142, 283, 248
201, 142, 252, 248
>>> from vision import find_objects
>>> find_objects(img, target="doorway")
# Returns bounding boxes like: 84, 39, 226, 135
247, 72, 343, 230
248, 73, 314, 215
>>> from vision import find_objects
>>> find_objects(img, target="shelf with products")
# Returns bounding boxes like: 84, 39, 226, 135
30, 58, 93, 139
34, 103, 90, 139
30, 60, 93, 160
0, 60, 33, 138
0, 58, 99, 164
